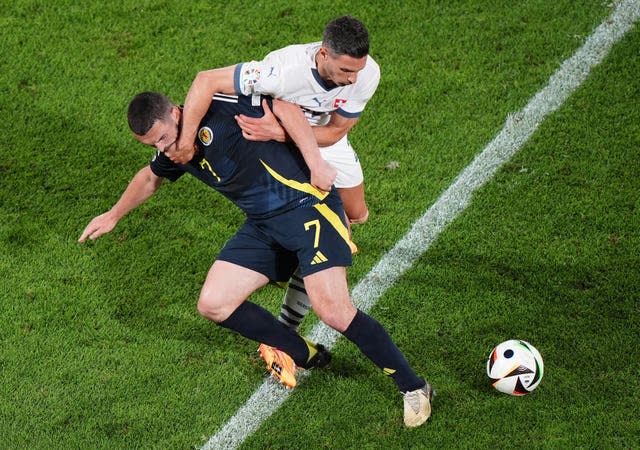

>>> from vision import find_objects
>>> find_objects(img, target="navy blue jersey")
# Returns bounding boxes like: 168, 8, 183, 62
150, 94, 328, 219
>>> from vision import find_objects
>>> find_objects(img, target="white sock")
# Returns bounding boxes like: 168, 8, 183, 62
278, 268, 311, 330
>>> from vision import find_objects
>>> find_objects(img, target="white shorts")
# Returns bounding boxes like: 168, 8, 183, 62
319, 135, 364, 188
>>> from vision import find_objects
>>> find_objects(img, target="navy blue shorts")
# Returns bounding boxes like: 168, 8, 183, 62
217, 190, 353, 282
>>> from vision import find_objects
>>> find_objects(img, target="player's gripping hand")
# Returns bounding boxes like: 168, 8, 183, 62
78, 212, 118, 243
172, 136, 197, 164
310, 158, 337, 193
235, 102, 286, 142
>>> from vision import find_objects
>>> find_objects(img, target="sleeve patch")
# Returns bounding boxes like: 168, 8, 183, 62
240, 67, 261, 91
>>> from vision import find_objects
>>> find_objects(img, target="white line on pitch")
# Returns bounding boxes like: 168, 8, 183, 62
201, 2, 640, 448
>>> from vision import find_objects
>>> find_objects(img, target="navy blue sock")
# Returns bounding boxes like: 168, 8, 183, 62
218, 301, 309, 366
342, 309, 425, 393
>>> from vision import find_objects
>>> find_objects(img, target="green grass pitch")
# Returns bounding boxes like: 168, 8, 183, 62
1, 1, 638, 448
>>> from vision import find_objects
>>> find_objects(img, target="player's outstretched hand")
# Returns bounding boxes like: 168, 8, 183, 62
78, 212, 118, 243
235, 100, 286, 142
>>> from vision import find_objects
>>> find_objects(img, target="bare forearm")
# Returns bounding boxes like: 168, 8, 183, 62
182, 66, 237, 147
78, 166, 162, 243
311, 126, 341, 147
181, 75, 215, 147
309, 111, 359, 147
110, 166, 162, 219
273, 100, 324, 168
271, 99, 336, 191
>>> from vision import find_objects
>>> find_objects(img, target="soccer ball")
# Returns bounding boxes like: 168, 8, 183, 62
486, 339, 544, 395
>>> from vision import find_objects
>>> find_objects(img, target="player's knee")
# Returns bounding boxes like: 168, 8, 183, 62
314, 302, 356, 333
316, 311, 343, 332
348, 207, 369, 225
197, 294, 227, 323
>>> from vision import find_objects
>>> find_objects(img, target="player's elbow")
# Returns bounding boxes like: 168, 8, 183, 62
194, 65, 237, 95
194, 70, 215, 91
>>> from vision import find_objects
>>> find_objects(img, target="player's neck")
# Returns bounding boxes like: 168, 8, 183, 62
314, 51, 325, 77
314, 52, 337, 88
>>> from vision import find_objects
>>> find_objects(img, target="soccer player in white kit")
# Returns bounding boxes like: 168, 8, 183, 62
175, 16, 384, 371
233, 40, 379, 224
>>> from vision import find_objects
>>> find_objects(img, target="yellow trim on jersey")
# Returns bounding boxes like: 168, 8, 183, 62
260, 160, 329, 200
312, 203, 357, 253
260, 160, 357, 253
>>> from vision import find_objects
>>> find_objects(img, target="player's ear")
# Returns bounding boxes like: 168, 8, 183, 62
318, 46, 330, 61
170, 105, 181, 122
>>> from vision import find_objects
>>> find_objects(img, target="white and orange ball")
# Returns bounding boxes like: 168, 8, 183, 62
487, 339, 544, 395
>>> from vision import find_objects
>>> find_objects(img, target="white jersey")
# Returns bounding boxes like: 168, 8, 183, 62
233, 42, 380, 127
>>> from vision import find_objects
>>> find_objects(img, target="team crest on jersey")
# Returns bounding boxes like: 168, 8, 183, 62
333, 98, 347, 109
198, 127, 213, 146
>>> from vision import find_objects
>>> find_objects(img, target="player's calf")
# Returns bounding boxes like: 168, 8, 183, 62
348, 208, 369, 225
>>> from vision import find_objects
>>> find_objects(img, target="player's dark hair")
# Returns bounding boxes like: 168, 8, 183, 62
127, 92, 173, 135
322, 16, 369, 59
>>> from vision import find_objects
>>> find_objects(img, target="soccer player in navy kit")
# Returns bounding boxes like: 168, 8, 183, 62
79, 91, 433, 426
174, 15, 378, 365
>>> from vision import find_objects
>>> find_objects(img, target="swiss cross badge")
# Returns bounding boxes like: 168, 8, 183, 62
333, 98, 347, 109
